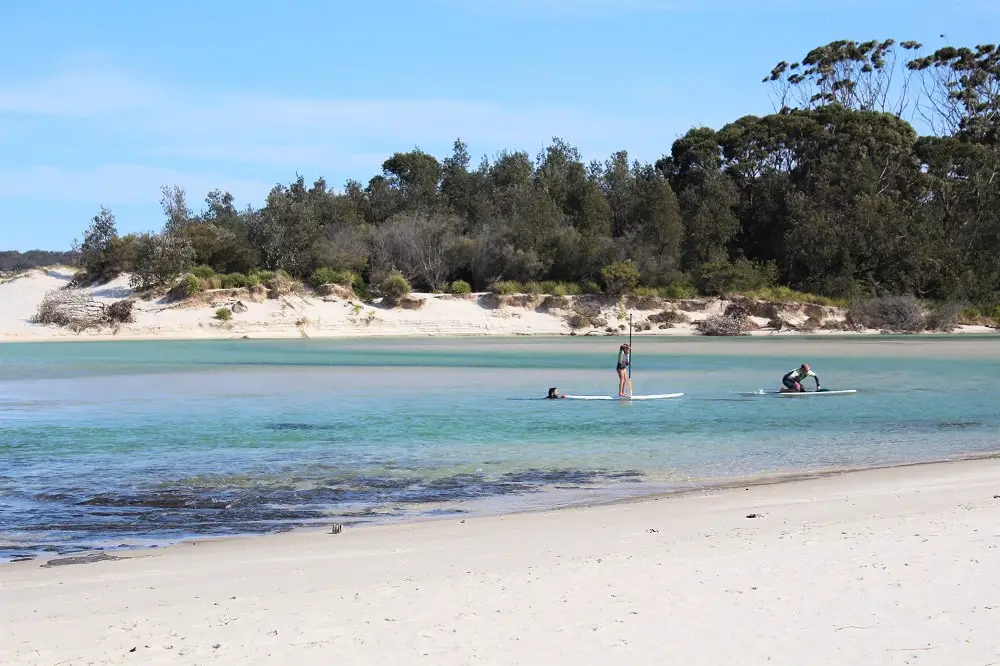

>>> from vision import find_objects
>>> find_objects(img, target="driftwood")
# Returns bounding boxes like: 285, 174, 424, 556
32, 289, 134, 331
697, 313, 752, 336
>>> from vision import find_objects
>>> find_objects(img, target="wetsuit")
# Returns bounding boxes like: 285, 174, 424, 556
616, 349, 630, 371
782, 367, 819, 391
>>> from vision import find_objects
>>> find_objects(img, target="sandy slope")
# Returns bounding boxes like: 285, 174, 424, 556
0, 268, 994, 342
2, 458, 999, 665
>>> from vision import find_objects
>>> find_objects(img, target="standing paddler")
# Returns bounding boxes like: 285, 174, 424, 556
616, 343, 631, 397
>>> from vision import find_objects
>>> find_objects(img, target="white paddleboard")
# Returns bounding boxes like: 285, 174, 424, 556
565, 393, 683, 401
741, 389, 857, 397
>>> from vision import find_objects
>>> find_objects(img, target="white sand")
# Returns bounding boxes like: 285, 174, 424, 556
2, 458, 999, 665
1, 267, 995, 342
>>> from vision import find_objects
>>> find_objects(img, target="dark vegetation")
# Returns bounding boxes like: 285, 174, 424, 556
14, 39, 1000, 330
0, 250, 78, 273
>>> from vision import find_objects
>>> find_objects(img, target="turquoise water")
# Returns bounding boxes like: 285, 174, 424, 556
1, 336, 998, 561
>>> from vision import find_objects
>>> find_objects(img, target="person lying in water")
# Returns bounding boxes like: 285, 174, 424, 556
616, 343, 631, 396
547, 387, 566, 399
782, 363, 821, 392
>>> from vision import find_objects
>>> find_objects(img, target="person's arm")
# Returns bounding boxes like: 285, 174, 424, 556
811, 371, 821, 389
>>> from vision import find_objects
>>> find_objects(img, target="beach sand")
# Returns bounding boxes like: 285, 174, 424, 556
1, 267, 995, 342
3, 457, 999, 665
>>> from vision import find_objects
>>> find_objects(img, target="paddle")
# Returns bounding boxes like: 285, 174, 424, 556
628, 314, 633, 397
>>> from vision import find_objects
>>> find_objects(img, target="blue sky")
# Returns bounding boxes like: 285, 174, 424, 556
1, 0, 997, 250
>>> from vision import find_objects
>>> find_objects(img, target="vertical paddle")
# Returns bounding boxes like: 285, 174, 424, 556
628, 314, 633, 397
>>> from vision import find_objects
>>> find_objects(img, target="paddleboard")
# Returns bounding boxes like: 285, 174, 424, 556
565, 393, 683, 401
741, 389, 857, 397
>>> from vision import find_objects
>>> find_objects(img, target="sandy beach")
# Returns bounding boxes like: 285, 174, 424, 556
1, 267, 995, 342
3, 457, 999, 665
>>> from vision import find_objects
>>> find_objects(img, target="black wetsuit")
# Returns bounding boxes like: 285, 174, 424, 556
782, 368, 819, 391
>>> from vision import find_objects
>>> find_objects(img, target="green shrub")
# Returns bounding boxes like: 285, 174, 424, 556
744, 285, 845, 307
380, 270, 411, 303
215, 307, 232, 321
180, 273, 203, 296
220, 273, 249, 289
632, 286, 659, 297
538, 281, 558, 294
523, 281, 543, 295
582, 280, 602, 294
695, 259, 777, 296
660, 279, 698, 299
128, 232, 195, 291
191, 265, 216, 280
245, 273, 262, 287
352, 274, 372, 301
251, 269, 277, 282
490, 280, 522, 295
258, 270, 297, 295
309, 267, 355, 289
449, 280, 472, 295
600, 260, 640, 294
961, 305, 1000, 327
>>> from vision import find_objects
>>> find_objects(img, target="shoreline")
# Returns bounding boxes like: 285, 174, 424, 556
2, 267, 995, 344
2, 329, 999, 345
8, 448, 1000, 568
4, 456, 999, 664
4, 331, 1000, 342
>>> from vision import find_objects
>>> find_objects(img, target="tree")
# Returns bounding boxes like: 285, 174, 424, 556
248, 177, 325, 276
629, 166, 684, 284
600, 260, 640, 294
161, 185, 194, 235
129, 233, 195, 291
764, 39, 922, 115
76, 206, 123, 282
369, 213, 460, 291
382, 149, 443, 211
908, 43, 1000, 144
44, 36, 1000, 308
597, 150, 636, 238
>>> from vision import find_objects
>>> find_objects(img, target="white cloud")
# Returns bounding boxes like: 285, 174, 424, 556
0, 58, 664, 209
0, 60, 164, 118
0, 62, 632, 167
0, 165, 274, 205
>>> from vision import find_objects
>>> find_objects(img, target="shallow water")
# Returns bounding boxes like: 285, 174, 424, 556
1, 336, 998, 561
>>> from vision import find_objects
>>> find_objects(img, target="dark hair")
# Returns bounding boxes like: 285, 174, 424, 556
547, 387, 558, 398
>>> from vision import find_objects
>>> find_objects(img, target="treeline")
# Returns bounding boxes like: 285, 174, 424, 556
0, 250, 78, 273
69, 39, 999, 306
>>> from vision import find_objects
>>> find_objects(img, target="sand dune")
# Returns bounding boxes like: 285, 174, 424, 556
0, 268, 994, 342
2, 458, 999, 665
